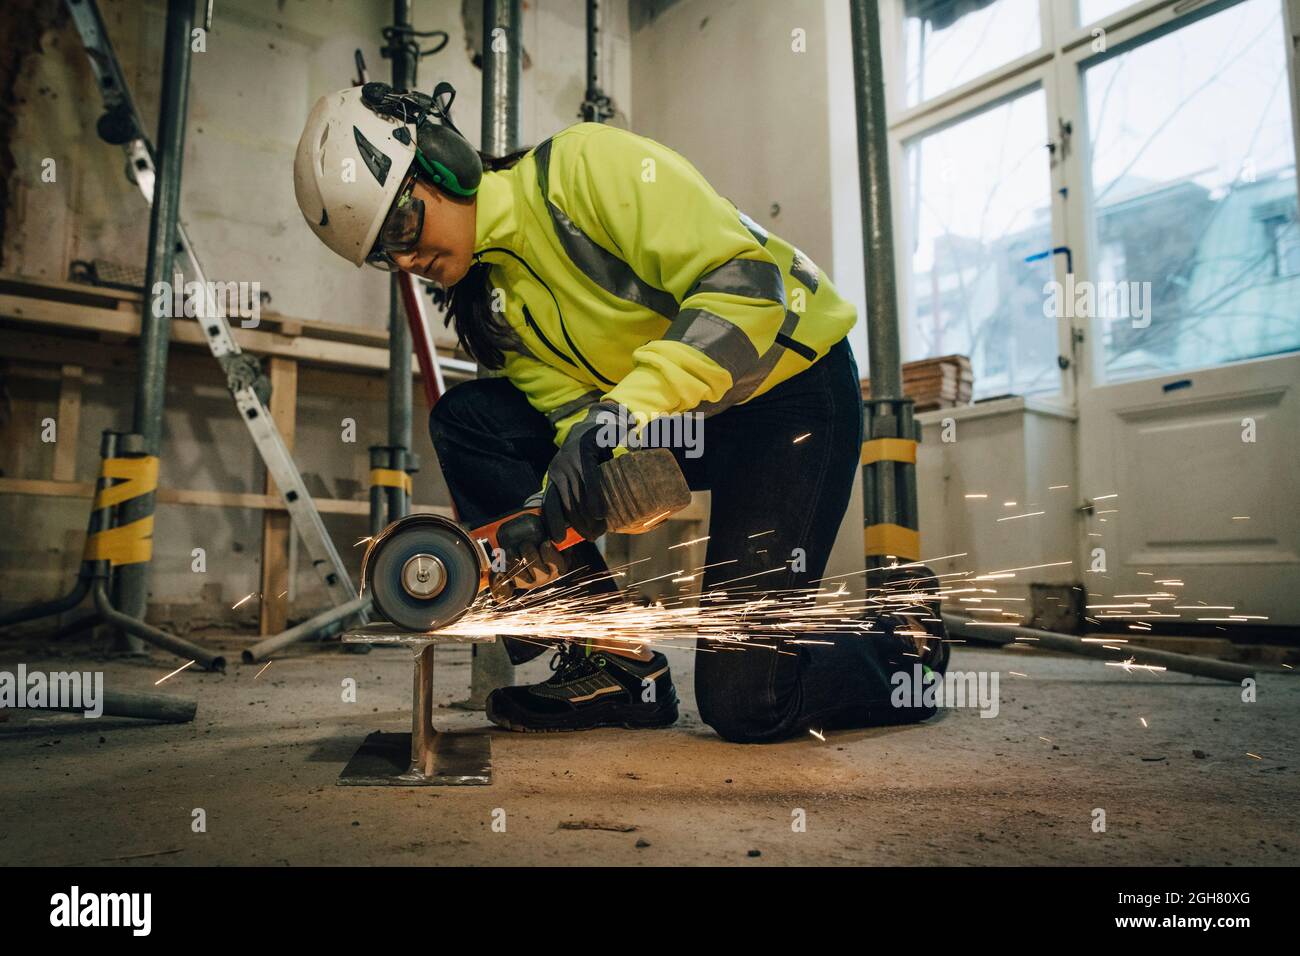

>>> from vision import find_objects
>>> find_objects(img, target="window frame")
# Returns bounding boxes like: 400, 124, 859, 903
885, 0, 1300, 402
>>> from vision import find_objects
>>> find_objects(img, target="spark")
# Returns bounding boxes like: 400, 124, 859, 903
355, 536, 374, 548
964, 493, 988, 499
808, 728, 825, 741
1003, 501, 1018, 507
232, 592, 257, 610
638, 510, 673, 530
1094, 494, 1118, 501
1139, 717, 1148, 728
254, 661, 273, 679
1048, 484, 1069, 490
1231, 516, 1250, 521
793, 432, 812, 444
747, 529, 775, 539
1009, 671, 1028, 678
155, 660, 196, 685
1246, 752, 1262, 760
668, 536, 710, 550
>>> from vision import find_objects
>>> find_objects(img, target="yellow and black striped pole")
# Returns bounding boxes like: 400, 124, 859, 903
851, 0, 921, 573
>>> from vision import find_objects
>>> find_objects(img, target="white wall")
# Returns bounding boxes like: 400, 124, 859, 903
4, 0, 632, 335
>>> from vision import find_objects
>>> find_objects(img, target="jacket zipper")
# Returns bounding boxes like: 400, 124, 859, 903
480, 246, 616, 386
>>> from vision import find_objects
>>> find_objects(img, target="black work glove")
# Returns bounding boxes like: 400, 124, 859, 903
542, 414, 613, 543
489, 502, 569, 601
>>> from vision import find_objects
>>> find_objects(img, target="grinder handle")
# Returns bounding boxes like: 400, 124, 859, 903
477, 509, 583, 557
471, 446, 692, 555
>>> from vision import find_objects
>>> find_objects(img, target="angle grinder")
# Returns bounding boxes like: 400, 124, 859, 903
361, 447, 692, 632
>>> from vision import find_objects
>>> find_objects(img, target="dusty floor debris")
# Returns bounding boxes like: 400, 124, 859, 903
0, 633, 1296, 866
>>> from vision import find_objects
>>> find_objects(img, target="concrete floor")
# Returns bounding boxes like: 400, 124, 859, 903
1, 631, 1296, 866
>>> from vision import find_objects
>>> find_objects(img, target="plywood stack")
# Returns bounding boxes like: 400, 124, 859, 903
860, 354, 973, 412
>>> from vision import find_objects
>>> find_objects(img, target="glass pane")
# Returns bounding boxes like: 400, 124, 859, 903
903, 0, 1042, 107
1084, 0, 1299, 383
1078, 0, 1134, 24
904, 88, 1059, 399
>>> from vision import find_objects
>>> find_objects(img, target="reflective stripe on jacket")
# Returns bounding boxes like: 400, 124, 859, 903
471, 122, 858, 450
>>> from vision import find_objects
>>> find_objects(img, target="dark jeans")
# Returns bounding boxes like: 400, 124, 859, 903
429, 338, 921, 742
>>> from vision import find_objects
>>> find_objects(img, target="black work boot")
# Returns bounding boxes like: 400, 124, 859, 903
486, 643, 679, 733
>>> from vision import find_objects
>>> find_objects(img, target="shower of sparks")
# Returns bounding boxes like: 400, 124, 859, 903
254, 661, 273, 679
232, 592, 257, 610
386, 502, 1274, 692
155, 660, 196, 685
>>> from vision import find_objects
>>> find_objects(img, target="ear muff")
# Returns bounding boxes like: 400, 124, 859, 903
415, 122, 482, 198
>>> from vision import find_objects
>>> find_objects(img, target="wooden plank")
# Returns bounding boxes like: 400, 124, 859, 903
259, 356, 297, 636
0, 476, 451, 517
51, 365, 83, 482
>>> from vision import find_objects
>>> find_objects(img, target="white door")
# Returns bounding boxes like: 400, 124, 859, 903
1061, 0, 1300, 627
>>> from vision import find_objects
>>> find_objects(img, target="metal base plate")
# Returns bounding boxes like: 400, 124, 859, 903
337, 731, 492, 786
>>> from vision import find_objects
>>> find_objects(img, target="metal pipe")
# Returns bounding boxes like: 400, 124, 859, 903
942, 614, 1255, 684
242, 594, 372, 663
40, 689, 197, 723
457, 0, 525, 708
481, 0, 522, 157
849, 0, 902, 401
586, 0, 599, 99
388, 0, 415, 523
93, 579, 226, 672
113, 0, 195, 646
369, 446, 389, 538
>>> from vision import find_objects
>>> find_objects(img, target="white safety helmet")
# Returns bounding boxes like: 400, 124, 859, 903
293, 86, 418, 267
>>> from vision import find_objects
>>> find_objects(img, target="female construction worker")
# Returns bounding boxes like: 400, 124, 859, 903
293, 83, 946, 742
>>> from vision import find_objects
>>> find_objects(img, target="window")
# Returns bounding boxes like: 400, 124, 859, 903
1078, 0, 1137, 24
903, 89, 1059, 398
903, 0, 1042, 106
1082, 0, 1299, 382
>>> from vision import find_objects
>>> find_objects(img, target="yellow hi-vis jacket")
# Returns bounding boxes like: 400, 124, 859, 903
471, 122, 858, 452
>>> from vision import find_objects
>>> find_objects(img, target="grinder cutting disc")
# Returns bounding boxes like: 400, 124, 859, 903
362, 514, 485, 632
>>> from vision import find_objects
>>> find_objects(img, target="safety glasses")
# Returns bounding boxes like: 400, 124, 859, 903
366, 173, 425, 271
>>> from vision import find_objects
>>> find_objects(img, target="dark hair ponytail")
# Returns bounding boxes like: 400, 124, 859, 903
434, 147, 532, 371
